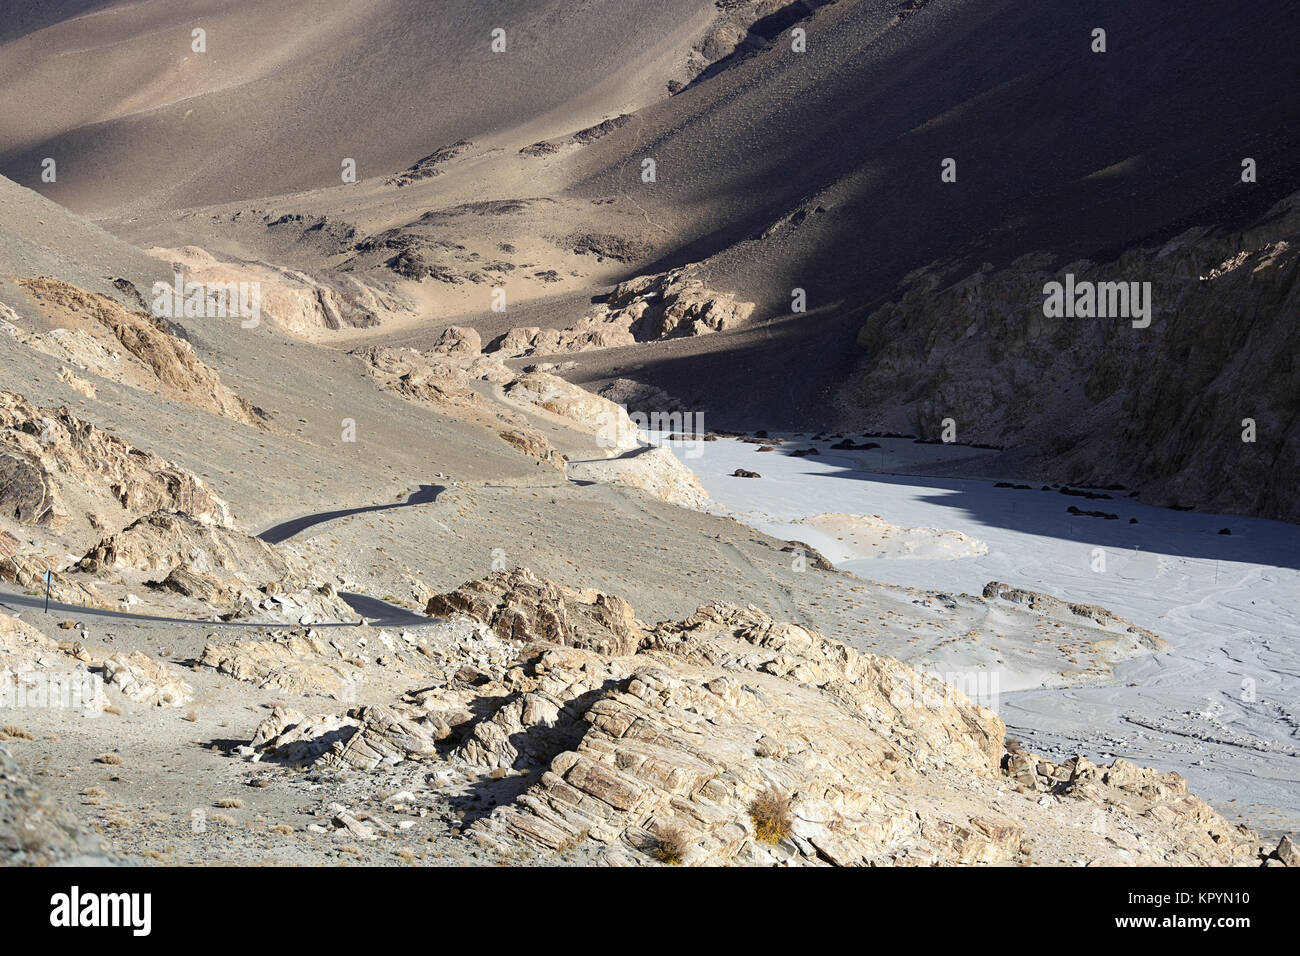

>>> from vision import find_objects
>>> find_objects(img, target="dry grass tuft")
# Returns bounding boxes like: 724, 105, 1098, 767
95, 752, 123, 765
215, 797, 244, 809
0, 724, 34, 740
653, 826, 692, 865
748, 787, 794, 845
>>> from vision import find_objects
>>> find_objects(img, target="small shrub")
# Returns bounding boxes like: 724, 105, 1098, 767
95, 752, 123, 765
396, 848, 416, 863
0, 725, 34, 741
748, 788, 793, 845
653, 826, 692, 865
215, 798, 244, 809
555, 827, 591, 854
210, 813, 237, 826
270, 824, 294, 836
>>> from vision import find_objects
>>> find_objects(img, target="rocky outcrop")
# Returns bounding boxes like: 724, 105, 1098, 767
102, 650, 194, 707
14, 278, 268, 428
605, 265, 757, 338
385, 140, 473, 187
0, 392, 230, 537
497, 430, 565, 469
148, 246, 387, 336
489, 265, 755, 357
430, 325, 482, 356
0, 529, 105, 606
354, 346, 483, 408
502, 371, 639, 452
0, 611, 107, 717
243, 706, 363, 767
521, 117, 635, 157
199, 630, 363, 700
842, 192, 1300, 522
77, 511, 351, 623
566, 446, 711, 510
353, 345, 562, 466
673, 0, 837, 90
0, 610, 61, 676
247, 571, 1267, 866
426, 568, 646, 656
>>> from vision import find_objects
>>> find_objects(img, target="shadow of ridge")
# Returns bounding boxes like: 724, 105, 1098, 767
795, 463, 1300, 571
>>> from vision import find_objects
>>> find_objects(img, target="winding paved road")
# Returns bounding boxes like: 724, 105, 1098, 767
257, 484, 444, 543
0, 485, 447, 628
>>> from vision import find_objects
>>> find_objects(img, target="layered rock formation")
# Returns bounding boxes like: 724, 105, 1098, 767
102, 650, 194, 708
0, 609, 62, 678
426, 568, 646, 656
234, 569, 1270, 866
148, 245, 389, 336
12, 278, 267, 428
200, 630, 363, 700
385, 140, 474, 187
353, 345, 563, 468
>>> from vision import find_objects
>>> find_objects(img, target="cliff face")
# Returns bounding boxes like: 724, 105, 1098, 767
842, 193, 1300, 522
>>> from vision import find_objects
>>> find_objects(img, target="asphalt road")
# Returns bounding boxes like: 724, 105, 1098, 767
257, 484, 444, 543
0, 484, 447, 628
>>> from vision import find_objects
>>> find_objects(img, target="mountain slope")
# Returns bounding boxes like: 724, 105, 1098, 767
0, 0, 719, 216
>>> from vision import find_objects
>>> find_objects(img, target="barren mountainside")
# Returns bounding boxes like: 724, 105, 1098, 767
0, 0, 1296, 881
